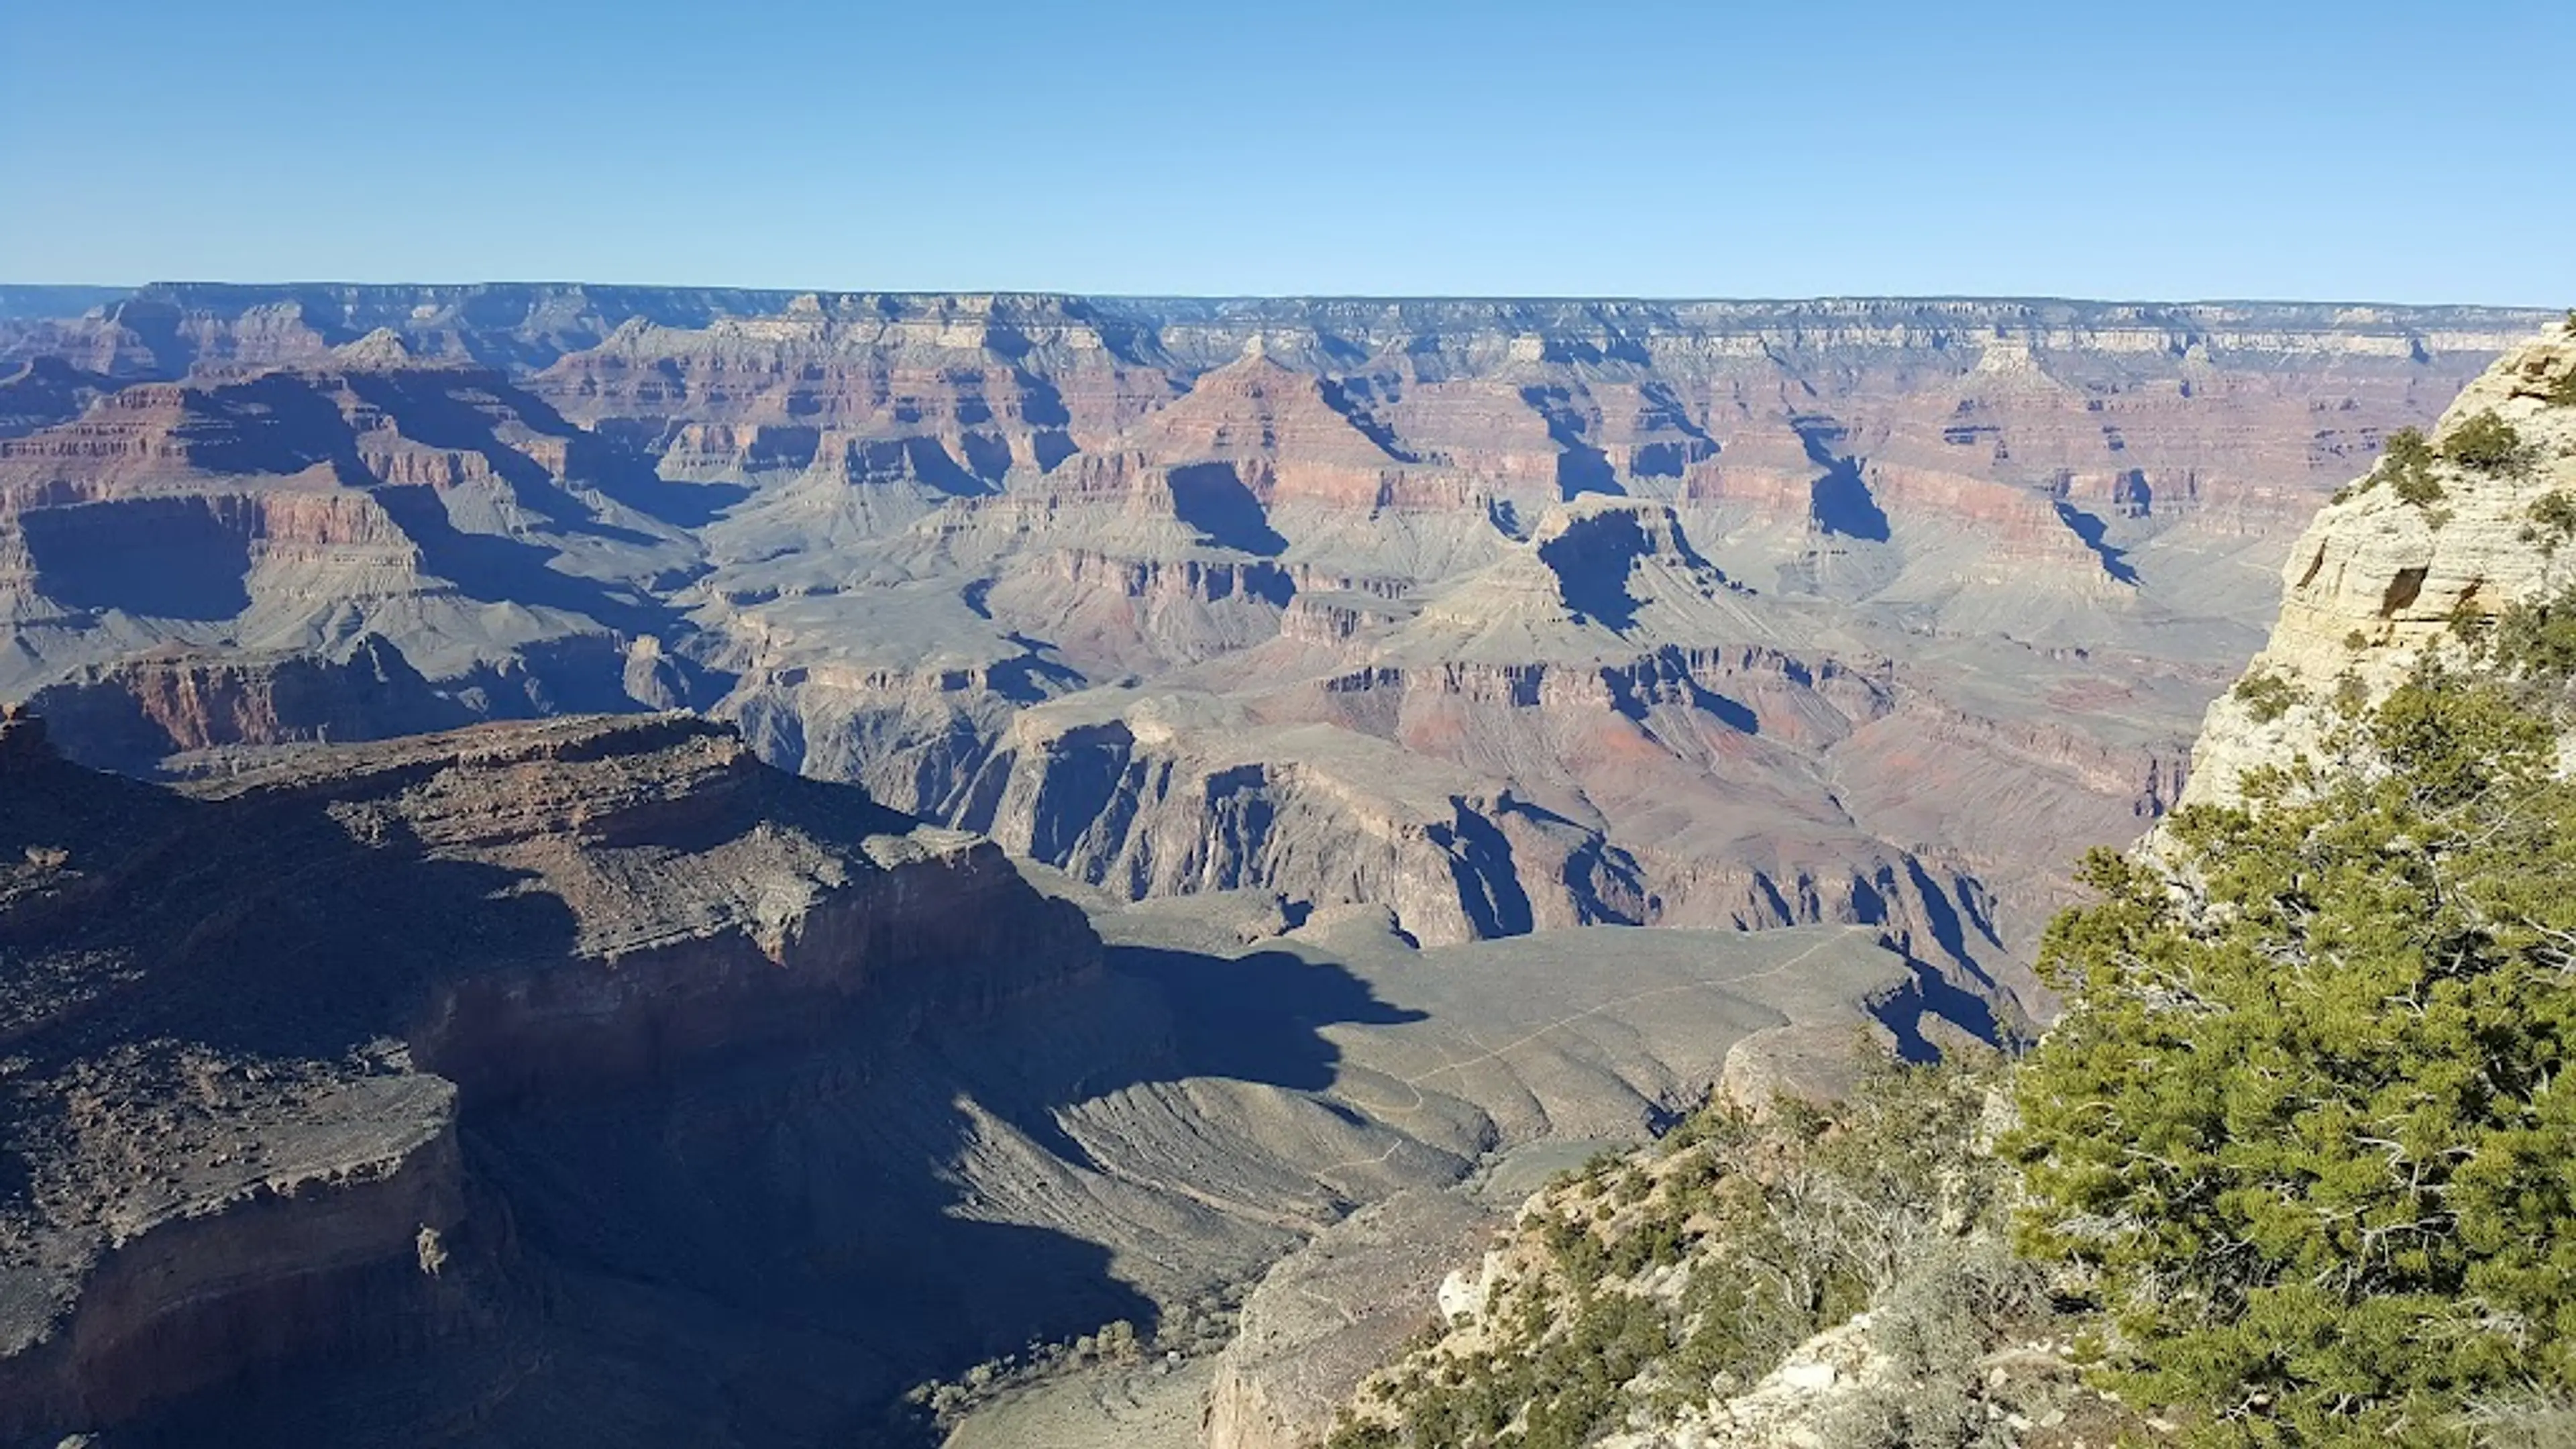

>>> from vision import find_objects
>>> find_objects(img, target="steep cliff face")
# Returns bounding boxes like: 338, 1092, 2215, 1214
0, 710, 1098, 1440
19, 633, 471, 770
2182, 317, 2576, 805
0, 354, 716, 739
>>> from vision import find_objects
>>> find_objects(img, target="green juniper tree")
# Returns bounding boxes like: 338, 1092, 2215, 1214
2009, 657, 2576, 1447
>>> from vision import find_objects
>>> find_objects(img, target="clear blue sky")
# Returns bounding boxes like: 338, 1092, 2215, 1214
3, 1, 2569, 303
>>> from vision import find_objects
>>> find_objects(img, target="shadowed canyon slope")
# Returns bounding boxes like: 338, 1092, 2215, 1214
0, 286, 2554, 1014
0, 708, 1931, 1444
0, 709, 1106, 1442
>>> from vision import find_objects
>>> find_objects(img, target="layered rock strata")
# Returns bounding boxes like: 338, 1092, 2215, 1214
0, 711, 1094, 1440
0, 286, 2555, 1028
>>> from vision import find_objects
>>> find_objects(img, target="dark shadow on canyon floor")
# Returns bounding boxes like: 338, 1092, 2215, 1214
1168, 461, 1289, 555
1535, 509, 1645, 631
1112, 944, 1428, 1089
1794, 415, 1892, 542
2051, 500, 2142, 585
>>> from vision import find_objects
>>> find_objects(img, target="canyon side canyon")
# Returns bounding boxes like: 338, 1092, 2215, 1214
0, 286, 2559, 1445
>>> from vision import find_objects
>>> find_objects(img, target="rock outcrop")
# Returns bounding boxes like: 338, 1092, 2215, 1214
0, 710, 1095, 1440
1205, 1191, 1503, 1449
2181, 315, 2576, 805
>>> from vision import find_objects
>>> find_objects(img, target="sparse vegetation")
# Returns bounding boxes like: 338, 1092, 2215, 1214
1324, 1055, 2063, 1449
2528, 490, 2576, 553
2439, 408, 2529, 474
904, 1301, 1237, 1431
2392, 467, 2448, 506
2230, 667, 2300, 723
2477, 584, 2576, 682
2362, 426, 2443, 505
2549, 366, 2576, 407
2381, 428, 2434, 474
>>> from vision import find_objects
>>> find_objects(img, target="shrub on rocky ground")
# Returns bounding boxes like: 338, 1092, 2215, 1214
1326, 1053, 2040, 1449
2479, 584, 2576, 682
1812, 1238, 2043, 1449
2357, 426, 2446, 505
2524, 490, 2576, 551
2230, 669, 2300, 722
2440, 408, 2529, 473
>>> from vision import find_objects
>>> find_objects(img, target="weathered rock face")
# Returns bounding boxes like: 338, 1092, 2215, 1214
1204, 1190, 1503, 1449
19, 633, 471, 769
0, 286, 2554, 1024
0, 710, 1097, 1440
2182, 317, 2576, 806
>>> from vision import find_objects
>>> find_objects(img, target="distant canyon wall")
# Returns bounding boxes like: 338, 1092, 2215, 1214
0, 286, 2555, 1010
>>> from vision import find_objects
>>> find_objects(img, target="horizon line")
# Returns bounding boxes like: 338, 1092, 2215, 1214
1, 280, 2564, 315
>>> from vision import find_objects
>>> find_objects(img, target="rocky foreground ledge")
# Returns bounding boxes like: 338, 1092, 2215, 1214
0, 710, 1096, 1439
